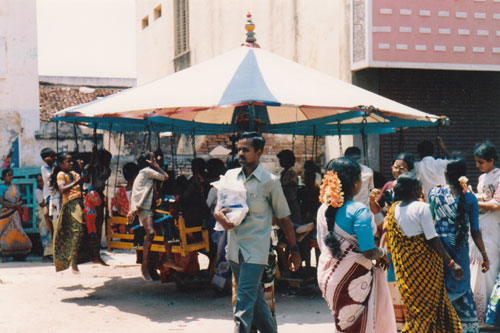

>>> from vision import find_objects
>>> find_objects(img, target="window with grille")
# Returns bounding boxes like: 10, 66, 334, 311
174, 0, 189, 56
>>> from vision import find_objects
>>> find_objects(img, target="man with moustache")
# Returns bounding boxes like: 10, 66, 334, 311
214, 131, 300, 333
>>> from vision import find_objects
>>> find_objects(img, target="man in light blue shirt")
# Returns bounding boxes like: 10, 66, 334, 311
215, 131, 301, 333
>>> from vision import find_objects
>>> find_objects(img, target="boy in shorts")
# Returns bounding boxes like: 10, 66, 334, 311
128, 152, 181, 281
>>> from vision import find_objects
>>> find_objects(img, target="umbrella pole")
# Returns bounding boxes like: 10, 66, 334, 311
73, 122, 79, 153
104, 122, 113, 244
93, 123, 98, 148
113, 132, 122, 198
304, 135, 307, 160
248, 102, 255, 131
56, 121, 59, 154
191, 129, 197, 158
170, 128, 177, 178
147, 123, 152, 152
361, 114, 369, 167
337, 121, 343, 157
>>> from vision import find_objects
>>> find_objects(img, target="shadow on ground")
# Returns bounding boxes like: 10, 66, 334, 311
59, 276, 331, 326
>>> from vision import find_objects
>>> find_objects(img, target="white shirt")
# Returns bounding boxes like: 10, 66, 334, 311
395, 201, 437, 240
41, 164, 53, 198
415, 156, 449, 200
354, 164, 374, 206
35, 188, 44, 205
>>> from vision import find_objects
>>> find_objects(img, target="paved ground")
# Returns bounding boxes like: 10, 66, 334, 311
0, 250, 333, 332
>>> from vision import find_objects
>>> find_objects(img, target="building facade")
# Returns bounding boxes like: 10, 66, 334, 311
351, 0, 500, 183
0, 0, 40, 166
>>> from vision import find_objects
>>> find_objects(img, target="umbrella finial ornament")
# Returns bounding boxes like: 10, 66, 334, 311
242, 12, 260, 48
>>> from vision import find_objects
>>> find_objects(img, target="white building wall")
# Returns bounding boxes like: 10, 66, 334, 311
0, 0, 40, 166
136, 0, 175, 85
37, 0, 137, 80
189, 0, 352, 81
135, 0, 354, 159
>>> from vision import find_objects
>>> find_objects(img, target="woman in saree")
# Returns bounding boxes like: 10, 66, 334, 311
369, 152, 415, 327
470, 141, 500, 325
428, 159, 490, 332
0, 168, 32, 261
52, 153, 85, 274
386, 172, 464, 332
317, 157, 396, 333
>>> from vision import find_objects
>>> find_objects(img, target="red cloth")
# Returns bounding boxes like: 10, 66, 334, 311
83, 191, 102, 235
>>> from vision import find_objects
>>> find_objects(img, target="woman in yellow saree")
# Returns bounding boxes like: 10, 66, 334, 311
386, 172, 463, 332
0, 168, 32, 261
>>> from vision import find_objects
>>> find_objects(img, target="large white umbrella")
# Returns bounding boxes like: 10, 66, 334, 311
54, 39, 446, 135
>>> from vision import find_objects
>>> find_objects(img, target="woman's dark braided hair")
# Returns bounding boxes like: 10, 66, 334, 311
49, 153, 71, 190
324, 157, 361, 258
446, 159, 468, 247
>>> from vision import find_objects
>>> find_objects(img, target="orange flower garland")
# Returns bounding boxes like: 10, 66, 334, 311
319, 171, 344, 208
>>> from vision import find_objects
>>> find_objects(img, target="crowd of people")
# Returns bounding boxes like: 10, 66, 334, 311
4, 131, 500, 332
315, 139, 500, 333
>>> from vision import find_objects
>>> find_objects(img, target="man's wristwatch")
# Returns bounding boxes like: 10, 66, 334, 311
289, 245, 300, 254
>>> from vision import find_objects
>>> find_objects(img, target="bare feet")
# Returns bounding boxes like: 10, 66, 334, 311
141, 266, 152, 281
162, 258, 183, 272
93, 257, 109, 266
71, 264, 80, 275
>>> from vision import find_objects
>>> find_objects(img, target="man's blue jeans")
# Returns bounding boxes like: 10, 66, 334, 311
229, 252, 277, 333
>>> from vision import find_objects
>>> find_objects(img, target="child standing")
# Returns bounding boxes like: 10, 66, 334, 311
128, 152, 180, 281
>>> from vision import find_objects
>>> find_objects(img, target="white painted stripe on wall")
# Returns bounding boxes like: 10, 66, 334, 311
378, 43, 390, 49
380, 8, 393, 15
438, 11, 449, 17
439, 28, 451, 34
434, 45, 447, 52
419, 27, 432, 34
458, 29, 470, 35
373, 26, 392, 32
474, 12, 487, 19
477, 30, 489, 36
396, 44, 408, 50
473, 47, 485, 52
400, 9, 412, 15
453, 46, 466, 52
415, 45, 427, 51
496, 31, 500, 37
400, 26, 412, 33
419, 10, 431, 17
456, 12, 468, 19
493, 47, 500, 53
494, 14, 500, 20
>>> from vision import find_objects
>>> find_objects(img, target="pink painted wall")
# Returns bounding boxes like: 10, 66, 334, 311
371, 0, 500, 66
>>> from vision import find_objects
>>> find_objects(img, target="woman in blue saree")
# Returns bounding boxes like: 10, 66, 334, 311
428, 159, 490, 332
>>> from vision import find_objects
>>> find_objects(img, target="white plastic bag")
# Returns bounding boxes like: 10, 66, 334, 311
212, 175, 249, 231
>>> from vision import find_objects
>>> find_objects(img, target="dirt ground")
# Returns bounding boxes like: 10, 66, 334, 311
0, 250, 333, 333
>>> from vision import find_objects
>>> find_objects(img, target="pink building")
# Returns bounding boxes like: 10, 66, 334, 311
350, 0, 500, 182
